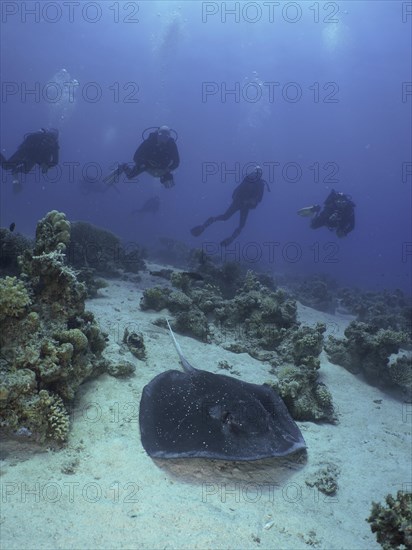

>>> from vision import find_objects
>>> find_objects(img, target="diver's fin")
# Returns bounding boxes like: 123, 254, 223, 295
103, 165, 123, 186
190, 225, 205, 237
297, 205, 320, 217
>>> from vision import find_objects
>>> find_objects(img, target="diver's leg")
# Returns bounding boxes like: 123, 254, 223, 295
214, 202, 239, 222
238, 207, 249, 230
123, 163, 146, 180
220, 208, 249, 247
190, 214, 219, 237
310, 213, 326, 229
191, 203, 239, 237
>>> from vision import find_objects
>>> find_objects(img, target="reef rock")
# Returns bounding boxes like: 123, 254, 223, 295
0, 211, 110, 444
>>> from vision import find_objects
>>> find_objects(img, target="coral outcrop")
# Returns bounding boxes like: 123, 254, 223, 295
0, 211, 112, 444
325, 321, 411, 396
34, 210, 70, 254
367, 491, 412, 550
0, 276, 32, 321
283, 275, 411, 332
0, 228, 33, 275
67, 220, 146, 279
140, 267, 334, 422
337, 287, 411, 332
154, 237, 193, 267
288, 275, 338, 313
264, 323, 335, 422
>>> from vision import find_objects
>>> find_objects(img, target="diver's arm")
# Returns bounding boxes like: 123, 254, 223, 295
238, 207, 249, 229
310, 209, 328, 229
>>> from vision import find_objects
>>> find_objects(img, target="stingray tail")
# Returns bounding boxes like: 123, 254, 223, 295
166, 319, 196, 373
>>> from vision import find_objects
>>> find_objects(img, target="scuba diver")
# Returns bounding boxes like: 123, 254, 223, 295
0, 128, 59, 192
298, 189, 355, 238
191, 165, 268, 247
131, 196, 160, 215
104, 126, 179, 189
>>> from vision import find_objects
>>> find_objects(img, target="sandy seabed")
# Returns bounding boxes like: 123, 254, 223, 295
1, 265, 411, 550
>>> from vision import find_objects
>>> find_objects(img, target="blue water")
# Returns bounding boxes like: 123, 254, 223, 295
1, 1, 411, 293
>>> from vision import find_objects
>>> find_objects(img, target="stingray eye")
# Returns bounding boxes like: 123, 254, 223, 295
221, 411, 243, 434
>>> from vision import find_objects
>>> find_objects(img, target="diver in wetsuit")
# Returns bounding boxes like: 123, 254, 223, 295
298, 189, 355, 238
0, 128, 59, 192
104, 126, 179, 189
191, 165, 267, 247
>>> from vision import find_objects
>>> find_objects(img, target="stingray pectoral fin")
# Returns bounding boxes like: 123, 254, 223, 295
166, 319, 196, 373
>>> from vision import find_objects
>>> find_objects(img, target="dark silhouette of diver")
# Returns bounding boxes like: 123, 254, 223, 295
104, 126, 179, 189
298, 189, 355, 238
191, 165, 268, 247
131, 196, 160, 215
0, 128, 59, 192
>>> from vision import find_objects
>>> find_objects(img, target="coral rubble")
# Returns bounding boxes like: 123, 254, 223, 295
123, 329, 147, 360
305, 462, 340, 496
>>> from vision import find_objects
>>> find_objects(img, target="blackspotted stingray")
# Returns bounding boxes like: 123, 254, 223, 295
139, 321, 306, 461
